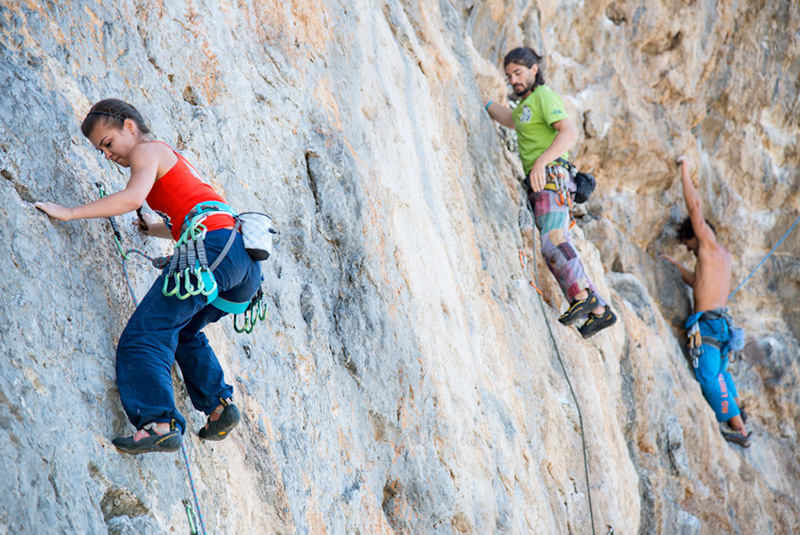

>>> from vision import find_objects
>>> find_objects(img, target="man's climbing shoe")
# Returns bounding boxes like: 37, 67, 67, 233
198, 399, 241, 441
722, 430, 752, 448
112, 421, 182, 454
578, 305, 617, 339
558, 292, 599, 325
726, 408, 749, 430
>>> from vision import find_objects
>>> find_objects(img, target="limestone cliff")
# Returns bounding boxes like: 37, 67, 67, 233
1, 1, 798, 534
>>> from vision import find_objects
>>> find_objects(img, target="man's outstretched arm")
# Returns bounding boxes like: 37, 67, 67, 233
659, 254, 695, 287
677, 155, 715, 244
481, 95, 514, 128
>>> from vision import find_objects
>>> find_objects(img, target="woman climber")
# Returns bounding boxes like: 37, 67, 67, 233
36, 99, 262, 454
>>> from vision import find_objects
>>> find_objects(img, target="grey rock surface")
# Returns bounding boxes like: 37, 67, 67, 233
1, 1, 799, 534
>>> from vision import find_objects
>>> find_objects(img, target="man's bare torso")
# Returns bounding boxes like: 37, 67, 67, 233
693, 239, 732, 312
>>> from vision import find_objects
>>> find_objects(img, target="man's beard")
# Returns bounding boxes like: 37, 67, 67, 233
513, 80, 534, 96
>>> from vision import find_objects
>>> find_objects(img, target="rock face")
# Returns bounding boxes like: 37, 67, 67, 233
1, 1, 798, 534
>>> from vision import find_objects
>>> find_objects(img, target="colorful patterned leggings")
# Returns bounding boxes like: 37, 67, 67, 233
528, 165, 607, 308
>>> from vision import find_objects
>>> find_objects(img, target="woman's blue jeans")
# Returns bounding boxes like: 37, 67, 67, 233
116, 229, 262, 433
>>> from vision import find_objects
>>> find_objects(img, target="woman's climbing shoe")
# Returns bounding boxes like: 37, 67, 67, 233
198, 399, 241, 441
558, 292, 599, 325
722, 430, 752, 448
578, 305, 617, 339
112, 421, 182, 454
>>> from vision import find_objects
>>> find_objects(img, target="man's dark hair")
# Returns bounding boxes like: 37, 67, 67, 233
81, 99, 151, 138
677, 216, 716, 241
503, 47, 546, 88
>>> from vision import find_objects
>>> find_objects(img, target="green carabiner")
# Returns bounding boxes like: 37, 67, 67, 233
257, 299, 269, 321
175, 268, 194, 300
180, 268, 203, 298
163, 271, 182, 297
233, 313, 249, 333
198, 268, 218, 296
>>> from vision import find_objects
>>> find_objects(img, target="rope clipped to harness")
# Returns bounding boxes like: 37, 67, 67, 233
521, 191, 599, 535
95, 183, 208, 535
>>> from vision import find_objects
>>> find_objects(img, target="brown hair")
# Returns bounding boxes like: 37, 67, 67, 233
81, 99, 151, 138
677, 216, 716, 241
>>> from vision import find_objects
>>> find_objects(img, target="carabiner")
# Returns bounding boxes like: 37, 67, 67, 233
175, 268, 195, 299
181, 268, 204, 298
163, 271, 182, 297
198, 267, 218, 296
233, 313, 252, 334
257, 299, 269, 321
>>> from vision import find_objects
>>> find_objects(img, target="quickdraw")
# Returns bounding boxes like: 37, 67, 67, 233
162, 217, 219, 300
687, 322, 703, 369
182, 499, 200, 535
234, 288, 269, 334
546, 164, 577, 229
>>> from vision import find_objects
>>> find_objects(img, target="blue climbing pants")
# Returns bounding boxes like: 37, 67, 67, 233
116, 229, 262, 433
686, 310, 740, 422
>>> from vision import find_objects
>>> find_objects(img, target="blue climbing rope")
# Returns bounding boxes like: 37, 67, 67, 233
96, 184, 208, 535
520, 199, 598, 535
728, 214, 800, 302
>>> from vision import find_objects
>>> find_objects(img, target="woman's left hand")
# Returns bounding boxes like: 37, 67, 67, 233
35, 202, 73, 221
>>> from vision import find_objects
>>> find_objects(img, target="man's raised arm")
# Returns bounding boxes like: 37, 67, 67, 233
677, 155, 715, 244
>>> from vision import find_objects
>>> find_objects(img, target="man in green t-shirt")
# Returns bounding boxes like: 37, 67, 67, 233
482, 47, 616, 338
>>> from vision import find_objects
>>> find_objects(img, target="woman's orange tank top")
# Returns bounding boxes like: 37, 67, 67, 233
145, 142, 234, 240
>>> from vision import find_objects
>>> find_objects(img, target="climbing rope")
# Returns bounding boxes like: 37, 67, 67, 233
521, 197, 598, 535
96, 184, 208, 535
728, 213, 800, 302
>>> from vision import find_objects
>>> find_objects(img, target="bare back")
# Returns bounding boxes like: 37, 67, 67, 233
693, 238, 732, 312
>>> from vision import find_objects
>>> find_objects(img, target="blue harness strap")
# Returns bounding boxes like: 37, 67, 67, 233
210, 296, 251, 315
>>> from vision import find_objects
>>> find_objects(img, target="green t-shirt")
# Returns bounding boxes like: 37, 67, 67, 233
512, 85, 569, 175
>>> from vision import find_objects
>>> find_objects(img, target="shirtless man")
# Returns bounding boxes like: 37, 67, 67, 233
661, 156, 750, 447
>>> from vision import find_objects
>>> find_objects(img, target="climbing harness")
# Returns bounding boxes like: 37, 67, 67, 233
686, 309, 745, 364
728, 213, 800, 302
520, 194, 598, 535
158, 201, 275, 326
543, 162, 577, 229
